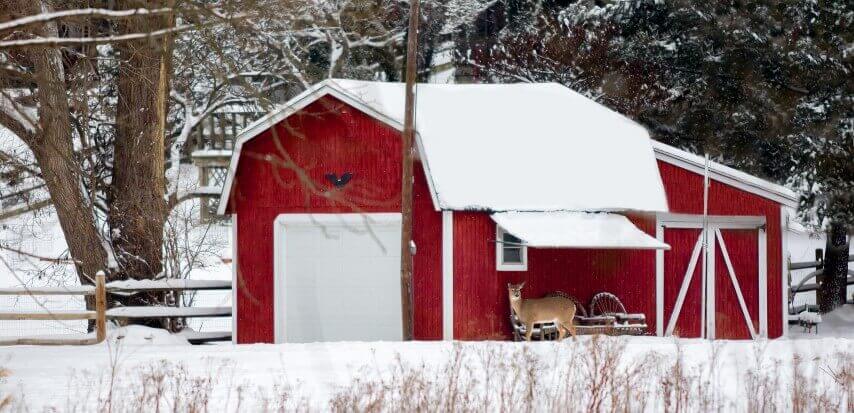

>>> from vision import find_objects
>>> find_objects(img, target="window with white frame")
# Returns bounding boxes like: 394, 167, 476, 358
497, 226, 527, 271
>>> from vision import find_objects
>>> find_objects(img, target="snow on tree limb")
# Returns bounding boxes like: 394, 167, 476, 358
0, 7, 173, 33
0, 24, 195, 48
0, 91, 38, 139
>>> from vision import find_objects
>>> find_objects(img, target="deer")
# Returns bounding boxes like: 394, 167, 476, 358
508, 282, 577, 341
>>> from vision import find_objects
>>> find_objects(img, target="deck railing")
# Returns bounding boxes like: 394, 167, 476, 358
189, 111, 263, 153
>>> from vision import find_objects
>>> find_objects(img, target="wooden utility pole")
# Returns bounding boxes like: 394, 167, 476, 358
399, 0, 419, 341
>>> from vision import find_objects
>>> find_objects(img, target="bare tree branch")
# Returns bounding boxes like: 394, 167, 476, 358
0, 198, 51, 221
0, 24, 195, 48
0, 7, 173, 33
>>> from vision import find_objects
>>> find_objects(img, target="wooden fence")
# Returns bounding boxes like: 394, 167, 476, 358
0, 272, 106, 346
0, 273, 231, 345
788, 253, 854, 316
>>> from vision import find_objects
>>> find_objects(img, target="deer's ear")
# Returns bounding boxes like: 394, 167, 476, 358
507, 283, 512, 288
519, 281, 526, 288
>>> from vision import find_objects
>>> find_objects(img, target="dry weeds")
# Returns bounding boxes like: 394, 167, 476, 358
0, 337, 850, 412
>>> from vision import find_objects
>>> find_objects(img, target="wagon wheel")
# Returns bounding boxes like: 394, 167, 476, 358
589, 292, 627, 317
545, 291, 588, 318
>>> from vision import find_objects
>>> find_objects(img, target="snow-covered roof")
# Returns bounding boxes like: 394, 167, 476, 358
492, 211, 670, 250
219, 79, 669, 214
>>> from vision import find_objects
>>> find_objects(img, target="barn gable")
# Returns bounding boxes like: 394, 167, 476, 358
221, 79, 670, 215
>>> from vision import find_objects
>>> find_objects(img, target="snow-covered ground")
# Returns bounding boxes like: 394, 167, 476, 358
0, 329, 850, 412
788, 304, 854, 339
0, 305, 851, 411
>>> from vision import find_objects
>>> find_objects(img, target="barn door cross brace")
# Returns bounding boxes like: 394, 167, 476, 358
715, 228, 758, 339
665, 231, 704, 336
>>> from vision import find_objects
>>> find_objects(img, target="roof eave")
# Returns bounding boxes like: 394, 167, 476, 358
651, 141, 799, 209
217, 80, 445, 214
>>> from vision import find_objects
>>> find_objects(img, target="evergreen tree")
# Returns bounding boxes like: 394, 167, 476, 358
464, 0, 852, 227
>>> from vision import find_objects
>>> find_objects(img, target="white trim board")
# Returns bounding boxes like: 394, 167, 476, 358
705, 227, 716, 338
231, 214, 238, 344
217, 80, 441, 214
779, 206, 789, 338
658, 213, 766, 228
652, 141, 799, 208
655, 217, 664, 336
442, 211, 454, 340
495, 225, 528, 271
272, 212, 402, 343
758, 225, 768, 337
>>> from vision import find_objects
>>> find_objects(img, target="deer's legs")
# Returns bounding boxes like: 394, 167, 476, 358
524, 323, 534, 341
558, 321, 576, 340
567, 321, 577, 338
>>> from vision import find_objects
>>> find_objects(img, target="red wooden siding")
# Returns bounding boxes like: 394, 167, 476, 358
449, 161, 783, 340
233, 96, 404, 343
658, 161, 782, 338
453, 212, 657, 341
412, 161, 443, 339
714, 229, 759, 339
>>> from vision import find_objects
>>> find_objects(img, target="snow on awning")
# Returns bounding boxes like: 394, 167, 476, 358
491, 212, 670, 250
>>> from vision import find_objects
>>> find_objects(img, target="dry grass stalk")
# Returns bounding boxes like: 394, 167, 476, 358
0, 338, 851, 412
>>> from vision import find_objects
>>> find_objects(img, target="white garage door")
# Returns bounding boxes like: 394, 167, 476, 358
275, 213, 402, 343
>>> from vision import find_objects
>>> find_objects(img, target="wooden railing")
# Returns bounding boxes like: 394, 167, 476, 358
788, 253, 854, 317
0, 276, 232, 345
0, 272, 106, 346
189, 111, 263, 153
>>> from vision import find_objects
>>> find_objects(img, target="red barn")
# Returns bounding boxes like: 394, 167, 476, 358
218, 80, 798, 343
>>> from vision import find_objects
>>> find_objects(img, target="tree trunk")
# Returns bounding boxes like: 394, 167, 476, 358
818, 222, 850, 313
24, 0, 107, 284
109, 1, 174, 319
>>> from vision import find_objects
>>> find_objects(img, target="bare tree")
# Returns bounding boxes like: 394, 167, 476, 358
0, 1, 253, 321
0, 0, 426, 326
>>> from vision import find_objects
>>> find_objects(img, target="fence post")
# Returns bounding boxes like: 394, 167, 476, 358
95, 271, 106, 343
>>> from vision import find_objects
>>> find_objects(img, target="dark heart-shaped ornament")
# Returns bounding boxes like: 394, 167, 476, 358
325, 172, 352, 189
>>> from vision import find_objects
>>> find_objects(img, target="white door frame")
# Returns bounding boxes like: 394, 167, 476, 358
231, 214, 238, 344
656, 213, 767, 339
272, 212, 402, 343
779, 206, 789, 338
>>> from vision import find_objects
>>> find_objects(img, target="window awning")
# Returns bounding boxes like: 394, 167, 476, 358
491, 212, 670, 250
